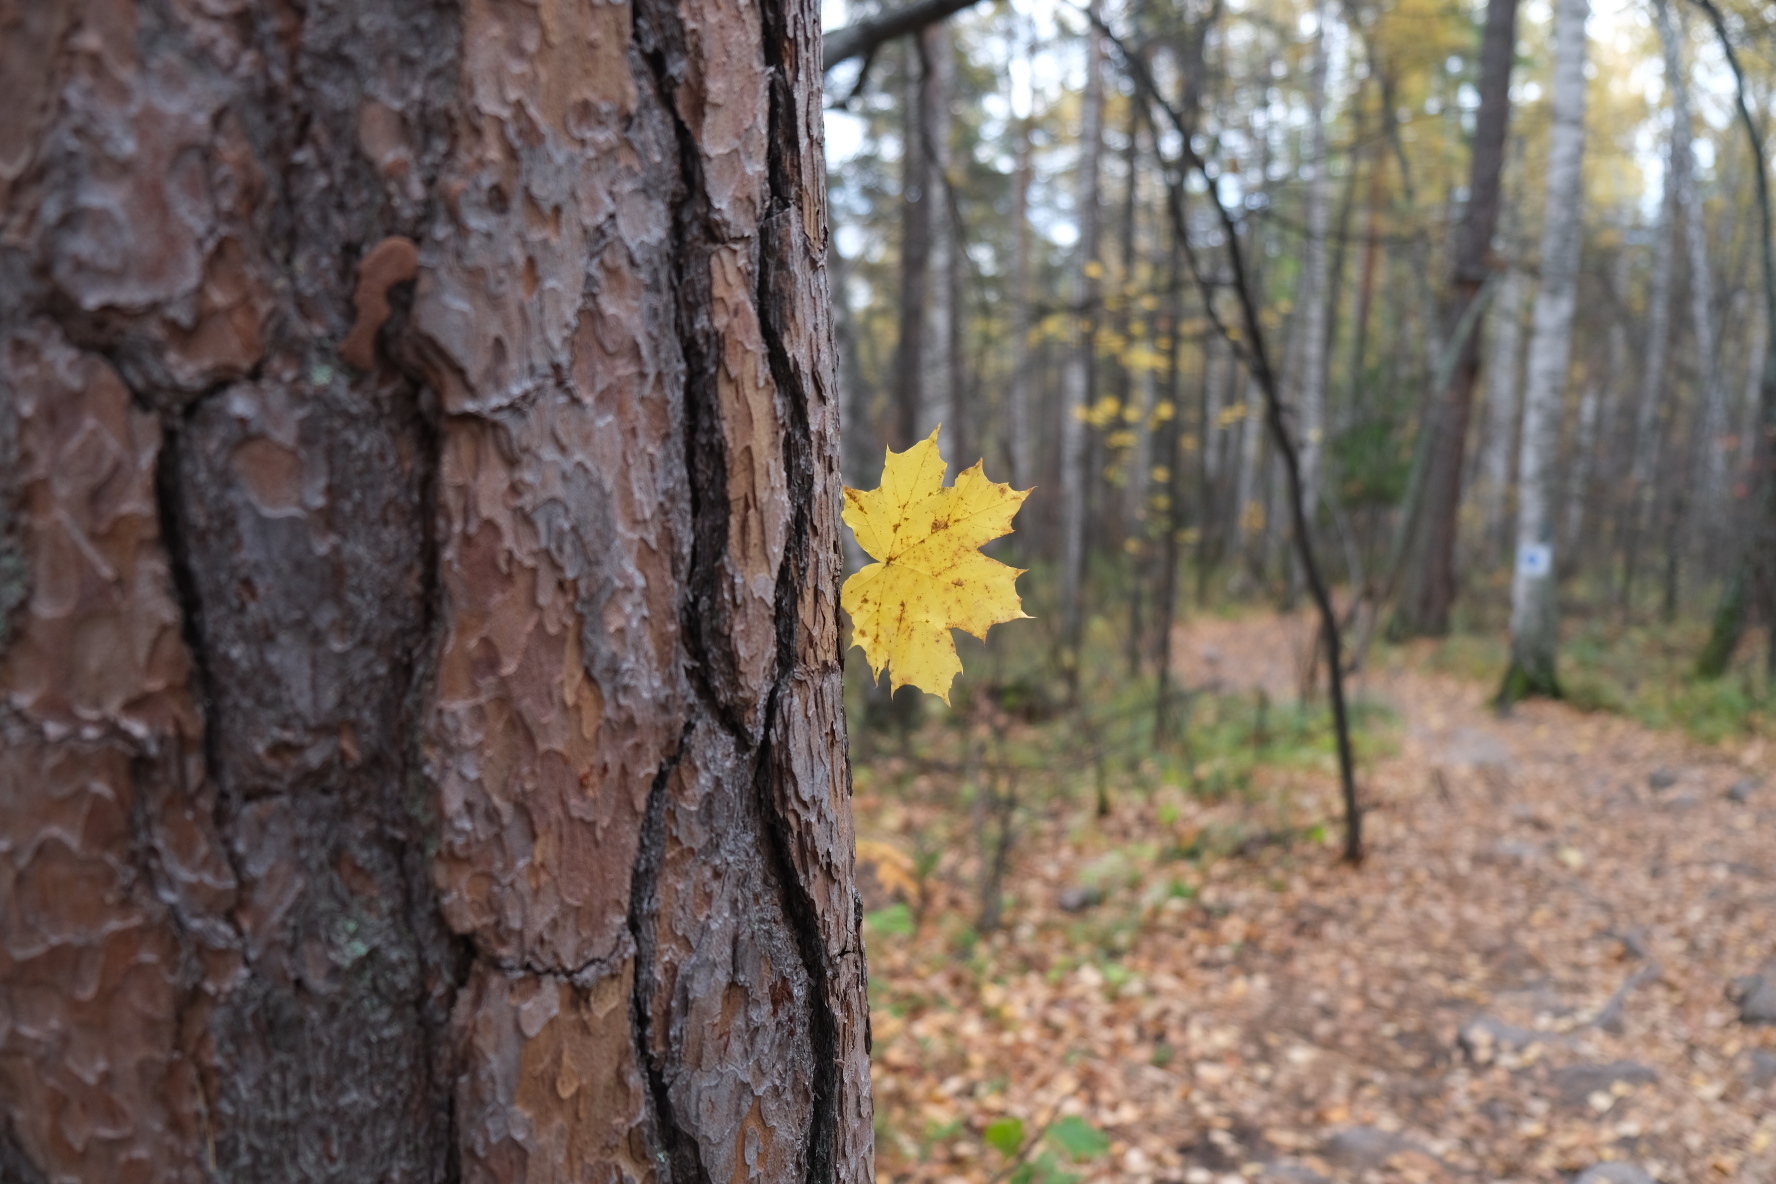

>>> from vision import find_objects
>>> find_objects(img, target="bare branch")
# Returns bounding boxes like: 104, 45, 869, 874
824, 0, 990, 70
1091, 6, 1367, 864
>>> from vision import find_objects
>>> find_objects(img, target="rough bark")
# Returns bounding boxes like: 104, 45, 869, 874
1503, 0, 1590, 703
1394, 0, 1520, 636
0, 2, 871, 1182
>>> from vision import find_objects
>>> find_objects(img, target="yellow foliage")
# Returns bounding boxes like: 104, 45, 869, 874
855, 839, 920, 903
841, 429, 1031, 703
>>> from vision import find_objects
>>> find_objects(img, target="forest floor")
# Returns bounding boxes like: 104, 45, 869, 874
853, 610, 1776, 1184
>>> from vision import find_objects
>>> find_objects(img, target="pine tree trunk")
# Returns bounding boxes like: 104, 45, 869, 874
0, 3, 871, 1182
1503, 0, 1590, 702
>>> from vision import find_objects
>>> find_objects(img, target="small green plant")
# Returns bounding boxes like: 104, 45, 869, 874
865, 903, 916, 938
982, 1113, 1111, 1184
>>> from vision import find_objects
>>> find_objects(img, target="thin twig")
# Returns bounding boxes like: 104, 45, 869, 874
1089, 6, 1366, 863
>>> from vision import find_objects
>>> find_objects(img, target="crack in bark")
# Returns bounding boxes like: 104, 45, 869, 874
625, 721, 703, 1184
151, 407, 254, 940
627, 2, 850, 1179
632, 0, 752, 747
386, 361, 470, 1184
754, 11, 846, 1181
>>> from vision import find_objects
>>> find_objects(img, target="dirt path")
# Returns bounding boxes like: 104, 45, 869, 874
859, 611, 1776, 1184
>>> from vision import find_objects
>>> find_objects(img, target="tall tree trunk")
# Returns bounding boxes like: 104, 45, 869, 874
1060, 3, 1106, 675
1394, 0, 1521, 635
1295, 0, 1337, 514
0, 2, 871, 1182
895, 37, 936, 449
1503, 0, 1590, 702
1154, 240, 1188, 736
1660, 0, 1725, 560
1562, 377, 1602, 555
1623, 24, 1684, 607
1693, 0, 1776, 679
1739, 301, 1769, 486
917, 25, 955, 461
834, 249, 877, 580
1008, 113, 1036, 491
1477, 263, 1526, 552
1346, 138, 1388, 419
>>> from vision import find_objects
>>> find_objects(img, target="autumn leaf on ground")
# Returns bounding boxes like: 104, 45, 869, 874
841, 427, 1031, 703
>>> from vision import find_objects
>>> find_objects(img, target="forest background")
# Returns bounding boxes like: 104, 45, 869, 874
817, 0, 1776, 1177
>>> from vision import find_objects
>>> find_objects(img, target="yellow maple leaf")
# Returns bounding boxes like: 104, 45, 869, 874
841, 427, 1031, 703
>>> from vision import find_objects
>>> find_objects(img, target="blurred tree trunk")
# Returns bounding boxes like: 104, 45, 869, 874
1623, 15, 1683, 608
1738, 305, 1769, 486
895, 37, 937, 448
1009, 111, 1037, 491
1393, 0, 1520, 636
917, 24, 956, 461
1661, 0, 1725, 562
1503, 0, 1591, 702
0, 1, 871, 1182
1294, 0, 1336, 515
1561, 377, 1602, 556
1477, 262, 1526, 553
1060, 3, 1106, 679
1694, 0, 1776, 679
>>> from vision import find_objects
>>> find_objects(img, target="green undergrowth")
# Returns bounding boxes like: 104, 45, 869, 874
1415, 614, 1774, 745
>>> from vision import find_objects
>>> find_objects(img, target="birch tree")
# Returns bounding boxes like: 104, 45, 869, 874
1503, 0, 1591, 702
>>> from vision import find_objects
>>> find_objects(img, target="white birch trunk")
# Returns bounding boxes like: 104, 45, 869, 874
1506, 0, 1589, 696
